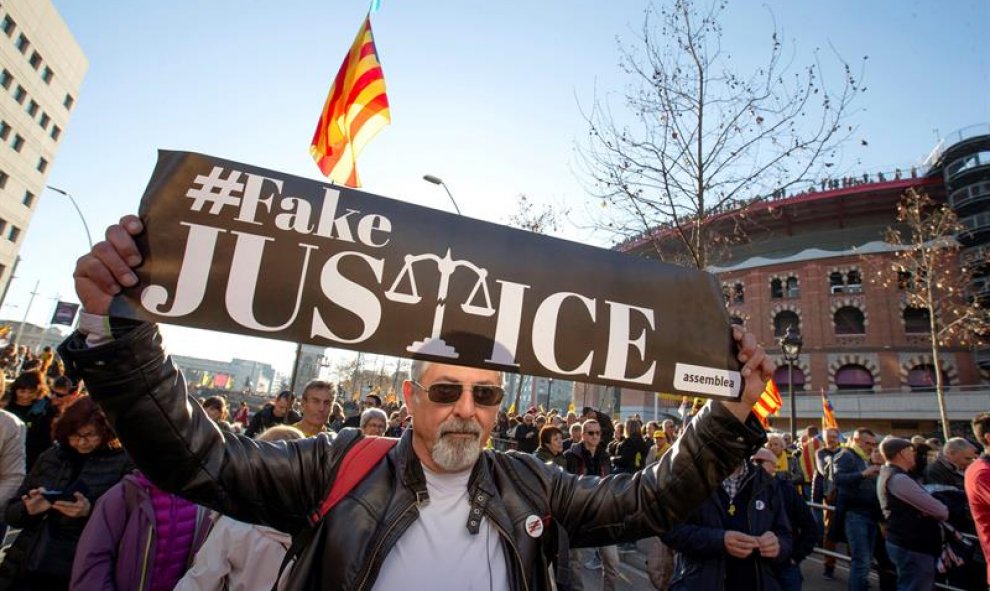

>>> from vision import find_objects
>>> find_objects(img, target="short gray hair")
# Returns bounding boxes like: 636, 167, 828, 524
944, 437, 975, 455
360, 407, 387, 428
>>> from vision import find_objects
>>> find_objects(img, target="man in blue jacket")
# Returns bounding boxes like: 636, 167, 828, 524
662, 451, 792, 590
830, 428, 881, 591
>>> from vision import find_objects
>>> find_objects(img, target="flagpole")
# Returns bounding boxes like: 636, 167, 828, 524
289, 342, 302, 393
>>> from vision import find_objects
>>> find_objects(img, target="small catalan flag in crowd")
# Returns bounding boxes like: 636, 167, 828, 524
753, 379, 782, 429
821, 388, 839, 431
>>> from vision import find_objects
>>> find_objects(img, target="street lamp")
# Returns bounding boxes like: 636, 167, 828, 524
779, 326, 803, 440
422, 174, 463, 215
546, 377, 554, 411
46, 185, 93, 249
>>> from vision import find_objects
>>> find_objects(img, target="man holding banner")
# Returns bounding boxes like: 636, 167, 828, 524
60, 214, 774, 590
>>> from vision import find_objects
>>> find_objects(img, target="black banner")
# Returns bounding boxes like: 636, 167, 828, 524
51, 301, 80, 326
113, 151, 742, 399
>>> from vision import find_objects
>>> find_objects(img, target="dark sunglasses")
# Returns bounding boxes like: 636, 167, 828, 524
585, 431, 602, 436
412, 381, 505, 407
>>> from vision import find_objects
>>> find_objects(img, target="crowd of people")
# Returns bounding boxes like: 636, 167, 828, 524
495, 402, 990, 591
0, 343, 417, 590
0, 332, 988, 591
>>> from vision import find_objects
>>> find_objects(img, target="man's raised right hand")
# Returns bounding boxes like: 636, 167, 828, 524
73, 215, 144, 314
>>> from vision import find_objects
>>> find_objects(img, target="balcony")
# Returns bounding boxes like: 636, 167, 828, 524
960, 244, 990, 269
946, 150, 990, 187
958, 211, 990, 245
791, 386, 990, 421
949, 181, 990, 215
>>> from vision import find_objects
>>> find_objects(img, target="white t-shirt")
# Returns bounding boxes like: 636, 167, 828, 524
372, 465, 509, 591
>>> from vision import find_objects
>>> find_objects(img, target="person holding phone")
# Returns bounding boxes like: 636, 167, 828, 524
0, 397, 133, 591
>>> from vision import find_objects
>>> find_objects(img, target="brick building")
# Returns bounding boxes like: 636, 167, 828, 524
588, 126, 990, 436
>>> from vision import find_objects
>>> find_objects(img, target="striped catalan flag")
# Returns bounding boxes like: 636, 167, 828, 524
310, 14, 391, 187
821, 388, 839, 431
753, 379, 782, 428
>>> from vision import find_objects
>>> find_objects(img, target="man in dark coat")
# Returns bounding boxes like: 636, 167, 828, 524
513, 412, 539, 454
244, 390, 301, 438
924, 437, 978, 490
662, 453, 792, 591
563, 419, 617, 590
581, 407, 614, 448
830, 428, 881, 591
754, 448, 817, 591
613, 418, 651, 474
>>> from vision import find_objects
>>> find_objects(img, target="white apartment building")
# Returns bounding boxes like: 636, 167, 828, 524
0, 0, 86, 304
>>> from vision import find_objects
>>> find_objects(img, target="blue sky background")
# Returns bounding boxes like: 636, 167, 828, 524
6, 0, 987, 378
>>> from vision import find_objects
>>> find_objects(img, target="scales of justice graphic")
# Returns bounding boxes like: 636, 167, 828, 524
384, 249, 495, 359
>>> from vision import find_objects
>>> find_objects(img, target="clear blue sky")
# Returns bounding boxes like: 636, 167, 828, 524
6, 0, 987, 377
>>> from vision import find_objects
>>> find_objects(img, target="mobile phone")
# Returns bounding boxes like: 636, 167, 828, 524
41, 490, 74, 503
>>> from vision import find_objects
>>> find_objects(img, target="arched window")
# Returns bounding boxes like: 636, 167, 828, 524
733, 283, 745, 304
829, 271, 844, 289
773, 365, 806, 390
770, 278, 783, 299
730, 315, 745, 327
907, 364, 943, 391
773, 311, 800, 337
786, 276, 800, 298
847, 269, 862, 287
834, 306, 865, 335
835, 364, 874, 391
903, 307, 930, 334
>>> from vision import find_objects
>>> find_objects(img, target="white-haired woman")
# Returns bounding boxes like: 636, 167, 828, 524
360, 408, 388, 437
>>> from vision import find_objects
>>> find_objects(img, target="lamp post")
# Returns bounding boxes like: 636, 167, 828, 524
546, 377, 554, 411
46, 185, 93, 249
779, 326, 803, 440
422, 174, 463, 215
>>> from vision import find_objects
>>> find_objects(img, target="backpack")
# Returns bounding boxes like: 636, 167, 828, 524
272, 436, 398, 590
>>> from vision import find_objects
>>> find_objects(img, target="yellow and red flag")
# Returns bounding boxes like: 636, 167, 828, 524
753, 379, 782, 429
821, 388, 839, 431
310, 14, 390, 187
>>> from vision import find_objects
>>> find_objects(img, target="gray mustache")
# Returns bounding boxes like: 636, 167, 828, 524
438, 418, 482, 436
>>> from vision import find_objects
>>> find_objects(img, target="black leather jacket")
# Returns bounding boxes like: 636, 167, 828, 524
59, 323, 765, 591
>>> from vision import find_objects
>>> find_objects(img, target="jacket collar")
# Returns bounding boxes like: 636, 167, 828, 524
395, 429, 428, 501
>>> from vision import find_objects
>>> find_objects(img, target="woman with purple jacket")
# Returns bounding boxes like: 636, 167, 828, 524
70, 471, 213, 591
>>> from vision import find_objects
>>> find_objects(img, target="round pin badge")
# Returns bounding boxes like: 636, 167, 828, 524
755, 500, 766, 511
525, 515, 544, 538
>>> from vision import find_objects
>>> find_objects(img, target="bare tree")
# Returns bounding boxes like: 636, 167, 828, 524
331, 353, 365, 401
580, 0, 865, 268
506, 194, 565, 235
872, 189, 990, 439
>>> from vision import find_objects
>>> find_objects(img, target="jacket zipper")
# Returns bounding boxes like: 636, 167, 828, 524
485, 510, 530, 591
138, 523, 153, 591
354, 503, 417, 590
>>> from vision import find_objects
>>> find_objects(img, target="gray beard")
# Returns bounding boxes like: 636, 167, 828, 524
431, 417, 483, 471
